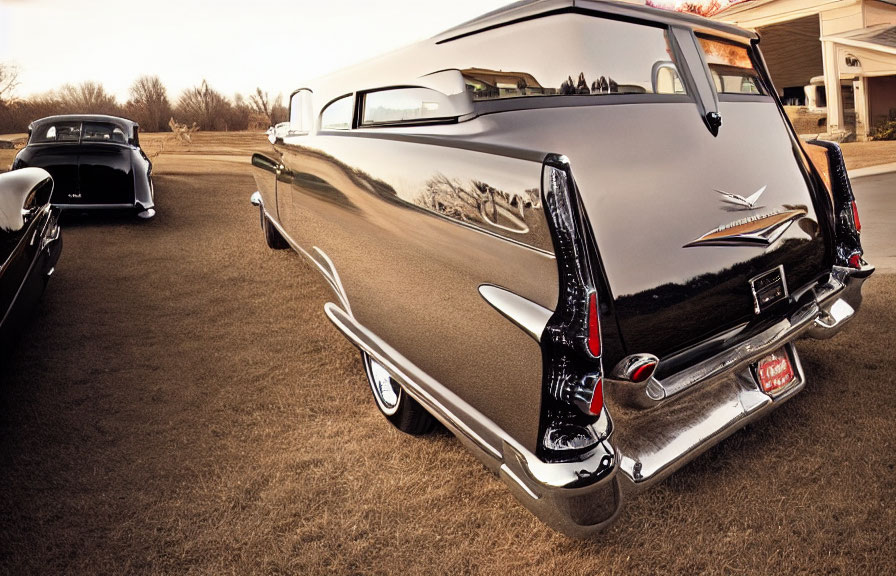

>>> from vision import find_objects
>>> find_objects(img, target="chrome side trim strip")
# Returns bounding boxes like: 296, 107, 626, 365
253, 198, 353, 314
312, 247, 352, 315
477, 284, 552, 343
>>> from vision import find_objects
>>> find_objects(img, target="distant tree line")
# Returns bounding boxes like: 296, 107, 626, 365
0, 65, 287, 134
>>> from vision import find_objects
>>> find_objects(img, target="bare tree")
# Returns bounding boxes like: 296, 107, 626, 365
249, 87, 272, 124
175, 80, 231, 130
0, 63, 19, 105
271, 93, 288, 125
127, 75, 171, 132
57, 81, 120, 115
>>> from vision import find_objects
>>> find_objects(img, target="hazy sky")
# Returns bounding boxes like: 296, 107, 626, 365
0, 0, 513, 104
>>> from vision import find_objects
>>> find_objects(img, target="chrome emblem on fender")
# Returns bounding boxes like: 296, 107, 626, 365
715, 185, 766, 210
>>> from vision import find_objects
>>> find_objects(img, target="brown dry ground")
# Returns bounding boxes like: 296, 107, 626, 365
0, 132, 894, 575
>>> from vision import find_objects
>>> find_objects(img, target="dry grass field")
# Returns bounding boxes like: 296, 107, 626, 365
0, 132, 893, 574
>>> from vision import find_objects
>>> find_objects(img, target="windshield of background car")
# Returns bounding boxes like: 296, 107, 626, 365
697, 36, 765, 95
455, 13, 686, 101
31, 121, 81, 143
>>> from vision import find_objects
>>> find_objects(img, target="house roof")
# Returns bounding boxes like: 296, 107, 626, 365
840, 23, 896, 49
716, 0, 896, 19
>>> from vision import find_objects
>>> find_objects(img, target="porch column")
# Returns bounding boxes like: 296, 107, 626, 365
853, 77, 870, 141
822, 40, 844, 134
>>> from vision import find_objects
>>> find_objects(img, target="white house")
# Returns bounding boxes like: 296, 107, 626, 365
713, 0, 896, 140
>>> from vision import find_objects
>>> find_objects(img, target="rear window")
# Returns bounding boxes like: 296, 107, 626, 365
698, 37, 765, 95
30, 121, 127, 144
31, 121, 80, 143
82, 122, 127, 143
454, 14, 686, 101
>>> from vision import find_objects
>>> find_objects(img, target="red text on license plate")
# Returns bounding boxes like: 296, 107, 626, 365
757, 350, 795, 395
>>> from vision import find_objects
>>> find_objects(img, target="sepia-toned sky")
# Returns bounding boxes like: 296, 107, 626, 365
0, 0, 512, 103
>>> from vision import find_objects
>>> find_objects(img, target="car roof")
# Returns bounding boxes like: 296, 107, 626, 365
28, 114, 138, 135
302, 0, 757, 119
434, 0, 756, 43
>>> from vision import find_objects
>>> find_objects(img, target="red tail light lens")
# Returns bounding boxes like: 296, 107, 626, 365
851, 201, 861, 233
630, 360, 657, 383
588, 377, 604, 415
587, 291, 601, 358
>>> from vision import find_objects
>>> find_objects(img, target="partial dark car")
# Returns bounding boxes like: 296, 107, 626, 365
0, 168, 62, 360
12, 114, 155, 218
250, 0, 873, 536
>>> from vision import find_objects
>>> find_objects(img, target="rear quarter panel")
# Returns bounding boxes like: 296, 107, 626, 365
274, 133, 558, 451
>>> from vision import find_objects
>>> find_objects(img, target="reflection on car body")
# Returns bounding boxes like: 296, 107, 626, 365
249, 0, 873, 536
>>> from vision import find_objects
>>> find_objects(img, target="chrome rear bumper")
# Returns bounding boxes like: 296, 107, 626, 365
608, 263, 873, 490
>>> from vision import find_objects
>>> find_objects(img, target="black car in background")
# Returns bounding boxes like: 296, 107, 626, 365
0, 167, 62, 360
13, 114, 155, 218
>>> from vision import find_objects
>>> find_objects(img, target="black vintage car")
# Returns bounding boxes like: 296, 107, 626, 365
250, 0, 873, 535
12, 115, 155, 218
0, 168, 62, 359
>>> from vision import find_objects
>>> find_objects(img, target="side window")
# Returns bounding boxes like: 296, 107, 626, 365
698, 37, 765, 95
289, 89, 313, 134
361, 88, 455, 125
320, 95, 353, 130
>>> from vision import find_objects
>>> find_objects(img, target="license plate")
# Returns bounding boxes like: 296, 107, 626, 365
755, 349, 796, 396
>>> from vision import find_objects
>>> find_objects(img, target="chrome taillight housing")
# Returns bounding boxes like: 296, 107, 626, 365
803, 140, 865, 269
538, 155, 612, 460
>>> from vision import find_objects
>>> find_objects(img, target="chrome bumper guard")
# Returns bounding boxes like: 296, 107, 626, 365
324, 302, 622, 538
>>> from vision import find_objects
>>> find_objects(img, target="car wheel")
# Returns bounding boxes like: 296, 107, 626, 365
362, 352, 435, 435
263, 214, 289, 250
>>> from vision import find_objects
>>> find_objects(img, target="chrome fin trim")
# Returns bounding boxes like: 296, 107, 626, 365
477, 284, 552, 343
